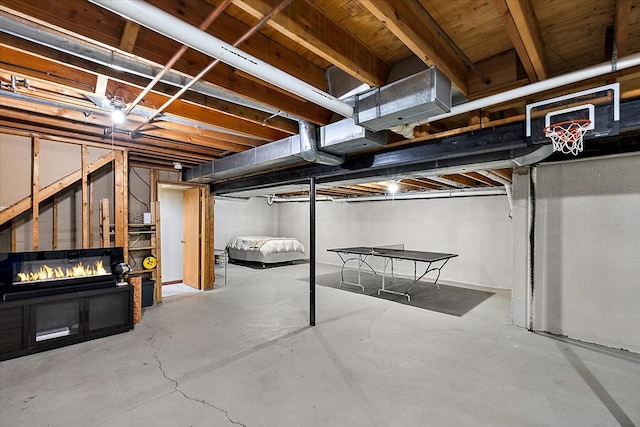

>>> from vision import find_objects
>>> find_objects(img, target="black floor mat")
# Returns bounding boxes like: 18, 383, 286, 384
308, 270, 494, 317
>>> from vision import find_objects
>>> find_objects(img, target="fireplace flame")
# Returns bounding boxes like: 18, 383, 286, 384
17, 261, 108, 282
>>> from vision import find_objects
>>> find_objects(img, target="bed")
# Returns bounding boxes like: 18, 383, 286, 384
226, 236, 306, 266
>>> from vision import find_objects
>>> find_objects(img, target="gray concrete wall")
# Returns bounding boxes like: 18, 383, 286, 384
213, 197, 278, 250
511, 168, 532, 328
533, 154, 640, 352
275, 194, 513, 289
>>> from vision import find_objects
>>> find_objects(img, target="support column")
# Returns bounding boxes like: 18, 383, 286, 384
310, 177, 316, 327
511, 166, 533, 328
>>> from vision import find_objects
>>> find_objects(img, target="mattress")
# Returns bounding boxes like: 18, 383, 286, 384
226, 236, 306, 264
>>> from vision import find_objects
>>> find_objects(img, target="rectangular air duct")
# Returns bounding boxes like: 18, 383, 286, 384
318, 119, 388, 155
354, 66, 451, 132
185, 119, 387, 183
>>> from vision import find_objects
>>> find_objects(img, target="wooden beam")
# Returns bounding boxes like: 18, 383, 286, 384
461, 172, 501, 186
95, 75, 109, 97
441, 174, 482, 188
119, 21, 140, 53
114, 150, 127, 259
0, 111, 221, 161
401, 178, 440, 191
32, 135, 39, 251
101, 198, 110, 248
233, 0, 389, 87
490, 168, 513, 182
82, 145, 89, 249
207, 192, 214, 289
0, 151, 115, 226
11, 218, 17, 251
52, 195, 58, 250
358, 0, 468, 94
152, 200, 162, 302
467, 50, 526, 99
0, 13, 332, 126
89, 178, 94, 248
150, 168, 158, 203
615, 0, 632, 57
493, 0, 546, 82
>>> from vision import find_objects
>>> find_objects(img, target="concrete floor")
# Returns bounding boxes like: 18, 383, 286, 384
1, 262, 639, 427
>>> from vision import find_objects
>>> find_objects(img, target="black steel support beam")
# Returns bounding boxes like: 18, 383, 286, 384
310, 177, 316, 327
210, 98, 640, 195
213, 121, 531, 194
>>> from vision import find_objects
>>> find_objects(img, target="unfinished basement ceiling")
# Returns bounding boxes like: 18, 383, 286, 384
220, 167, 513, 201
1, 0, 640, 198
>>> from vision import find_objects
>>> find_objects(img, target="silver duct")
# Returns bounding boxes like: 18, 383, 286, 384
298, 120, 344, 166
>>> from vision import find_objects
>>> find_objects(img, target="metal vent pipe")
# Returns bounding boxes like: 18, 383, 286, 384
88, 0, 354, 119
298, 121, 344, 166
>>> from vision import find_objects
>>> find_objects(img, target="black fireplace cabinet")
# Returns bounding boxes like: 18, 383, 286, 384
0, 248, 134, 361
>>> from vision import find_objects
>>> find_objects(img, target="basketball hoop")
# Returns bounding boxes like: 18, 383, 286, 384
543, 119, 591, 156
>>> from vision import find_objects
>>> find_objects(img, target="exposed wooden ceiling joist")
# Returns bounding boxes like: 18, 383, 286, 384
493, 0, 547, 82
358, 0, 468, 93
615, 0, 633, 57
231, 0, 389, 87
0, 0, 638, 200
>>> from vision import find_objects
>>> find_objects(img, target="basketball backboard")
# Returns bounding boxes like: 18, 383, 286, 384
526, 83, 620, 144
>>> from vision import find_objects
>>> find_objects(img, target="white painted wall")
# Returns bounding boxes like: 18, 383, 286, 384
159, 188, 184, 282
214, 197, 277, 250
533, 154, 640, 353
276, 195, 513, 289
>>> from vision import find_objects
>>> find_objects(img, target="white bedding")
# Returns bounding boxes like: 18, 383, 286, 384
226, 236, 305, 257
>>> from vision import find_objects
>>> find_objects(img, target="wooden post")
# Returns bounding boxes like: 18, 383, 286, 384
11, 218, 17, 252
114, 151, 128, 259
206, 191, 215, 289
52, 195, 58, 250
32, 136, 40, 251
129, 276, 142, 324
152, 201, 162, 303
82, 145, 89, 248
89, 178, 94, 248
150, 168, 158, 202
100, 199, 110, 248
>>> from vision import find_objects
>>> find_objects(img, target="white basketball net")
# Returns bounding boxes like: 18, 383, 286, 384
544, 120, 591, 156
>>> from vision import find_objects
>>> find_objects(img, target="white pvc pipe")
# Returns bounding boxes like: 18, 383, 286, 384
267, 187, 506, 203
89, 0, 354, 119
422, 52, 640, 126
391, 52, 640, 137
477, 170, 513, 217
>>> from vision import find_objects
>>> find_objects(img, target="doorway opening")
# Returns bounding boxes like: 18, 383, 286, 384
157, 182, 213, 297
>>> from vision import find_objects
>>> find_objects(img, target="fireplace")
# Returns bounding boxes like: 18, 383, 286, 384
0, 248, 124, 301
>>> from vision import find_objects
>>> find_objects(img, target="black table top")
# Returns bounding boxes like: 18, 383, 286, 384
327, 247, 458, 263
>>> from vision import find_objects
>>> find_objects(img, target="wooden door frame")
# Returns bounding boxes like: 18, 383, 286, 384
157, 181, 214, 291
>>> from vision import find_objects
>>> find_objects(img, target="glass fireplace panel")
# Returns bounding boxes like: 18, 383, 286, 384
16, 252, 111, 285
87, 293, 129, 332
33, 300, 81, 343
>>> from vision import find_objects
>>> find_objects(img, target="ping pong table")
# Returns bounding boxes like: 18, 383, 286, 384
327, 245, 458, 301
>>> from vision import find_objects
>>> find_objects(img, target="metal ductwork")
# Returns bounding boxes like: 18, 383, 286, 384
354, 66, 452, 132
89, 0, 354, 119
0, 14, 288, 119
185, 118, 387, 182
298, 120, 343, 166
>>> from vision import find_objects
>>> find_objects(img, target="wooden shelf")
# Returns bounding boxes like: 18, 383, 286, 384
101, 200, 161, 303
131, 269, 156, 275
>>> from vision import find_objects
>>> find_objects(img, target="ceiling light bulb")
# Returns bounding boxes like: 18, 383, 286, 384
388, 182, 399, 194
173, 162, 183, 170
111, 108, 125, 124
